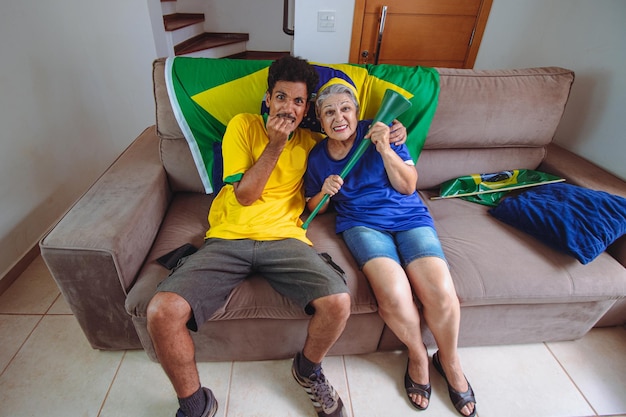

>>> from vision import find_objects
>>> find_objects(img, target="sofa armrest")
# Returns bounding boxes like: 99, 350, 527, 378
539, 143, 626, 268
40, 126, 171, 349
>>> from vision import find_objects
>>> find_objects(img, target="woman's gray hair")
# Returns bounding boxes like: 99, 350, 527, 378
315, 83, 360, 118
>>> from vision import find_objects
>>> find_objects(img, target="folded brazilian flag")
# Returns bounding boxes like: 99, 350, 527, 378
433, 169, 565, 206
165, 56, 440, 194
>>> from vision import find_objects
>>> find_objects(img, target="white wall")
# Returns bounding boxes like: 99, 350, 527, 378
147, 0, 172, 58
293, 0, 355, 63
475, 0, 626, 180
0, 1, 157, 284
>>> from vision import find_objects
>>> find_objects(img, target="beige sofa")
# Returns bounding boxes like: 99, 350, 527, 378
40, 59, 626, 362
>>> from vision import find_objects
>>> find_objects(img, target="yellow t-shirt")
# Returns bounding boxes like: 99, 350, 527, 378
206, 113, 322, 244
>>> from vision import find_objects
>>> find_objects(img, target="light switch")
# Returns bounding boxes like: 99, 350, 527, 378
317, 11, 336, 32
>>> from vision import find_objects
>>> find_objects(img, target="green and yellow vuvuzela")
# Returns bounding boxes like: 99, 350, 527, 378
302, 89, 412, 229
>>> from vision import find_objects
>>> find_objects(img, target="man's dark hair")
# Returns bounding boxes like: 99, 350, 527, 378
267, 55, 319, 100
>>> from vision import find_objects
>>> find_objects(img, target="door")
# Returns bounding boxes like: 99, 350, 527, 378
349, 0, 492, 68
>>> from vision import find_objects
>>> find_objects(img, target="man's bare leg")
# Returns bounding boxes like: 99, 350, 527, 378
293, 292, 351, 417
302, 292, 351, 362
147, 291, 201, 398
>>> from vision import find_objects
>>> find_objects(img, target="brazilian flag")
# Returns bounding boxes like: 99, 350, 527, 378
434, 170, 565, 206
165, 56, 440, 194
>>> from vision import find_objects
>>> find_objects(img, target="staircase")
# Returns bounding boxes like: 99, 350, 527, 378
160, 0, 249, 58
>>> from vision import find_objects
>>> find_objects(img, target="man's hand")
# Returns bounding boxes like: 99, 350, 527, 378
266, 113, 297, 149
389, 119, 407, 145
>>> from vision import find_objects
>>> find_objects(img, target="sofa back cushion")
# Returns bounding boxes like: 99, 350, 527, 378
152, 59, 574, 192
153, 59, 206, 193
417, 67, 574, 189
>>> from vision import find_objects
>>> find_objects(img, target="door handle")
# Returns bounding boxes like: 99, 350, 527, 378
374, 5, 388, 65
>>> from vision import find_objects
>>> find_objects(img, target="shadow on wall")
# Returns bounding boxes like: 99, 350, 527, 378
554, 69, 610, 149
0, 183, 78, 292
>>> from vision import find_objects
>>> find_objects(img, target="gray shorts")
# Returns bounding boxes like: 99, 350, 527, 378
156, 238, 349, 331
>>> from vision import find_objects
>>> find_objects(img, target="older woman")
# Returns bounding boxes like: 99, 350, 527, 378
304, 83, 477, 417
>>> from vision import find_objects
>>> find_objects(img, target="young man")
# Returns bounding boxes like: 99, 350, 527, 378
146, 56, 351, 417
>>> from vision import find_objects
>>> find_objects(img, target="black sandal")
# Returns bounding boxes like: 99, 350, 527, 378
404, 359, 431, 411
433, 351, 477, 417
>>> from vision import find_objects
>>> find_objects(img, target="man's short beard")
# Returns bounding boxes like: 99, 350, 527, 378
276, 113, 296, 122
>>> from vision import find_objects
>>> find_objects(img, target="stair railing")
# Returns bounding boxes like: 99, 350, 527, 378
283, 0, 294, 36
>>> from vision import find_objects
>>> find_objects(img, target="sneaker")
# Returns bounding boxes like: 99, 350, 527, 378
175, 387, 218, 417
292, 352, 345, 417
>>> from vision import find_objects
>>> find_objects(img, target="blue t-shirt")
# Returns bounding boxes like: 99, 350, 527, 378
304, 120, 434, 234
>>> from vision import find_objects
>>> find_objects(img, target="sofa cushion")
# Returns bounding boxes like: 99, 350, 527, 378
422, 190, 626, 305
415, 147, 547, 190
427, 67, 574, 150
489, 183, 626, 264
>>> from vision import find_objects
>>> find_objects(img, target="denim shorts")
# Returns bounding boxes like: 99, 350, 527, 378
157, 238, 349, 331
342, 226, 447, 269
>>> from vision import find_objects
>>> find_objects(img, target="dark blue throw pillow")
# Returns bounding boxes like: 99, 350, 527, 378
489, 183, 626, 264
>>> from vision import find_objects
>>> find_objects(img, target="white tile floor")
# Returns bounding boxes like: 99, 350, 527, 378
1, 255, 626, 417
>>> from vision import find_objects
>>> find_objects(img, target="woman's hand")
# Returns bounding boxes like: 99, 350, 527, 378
367, 122, 417, 195
366, 122, 392, 155
306, 174, 344, 213
322, 174, 344, 197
